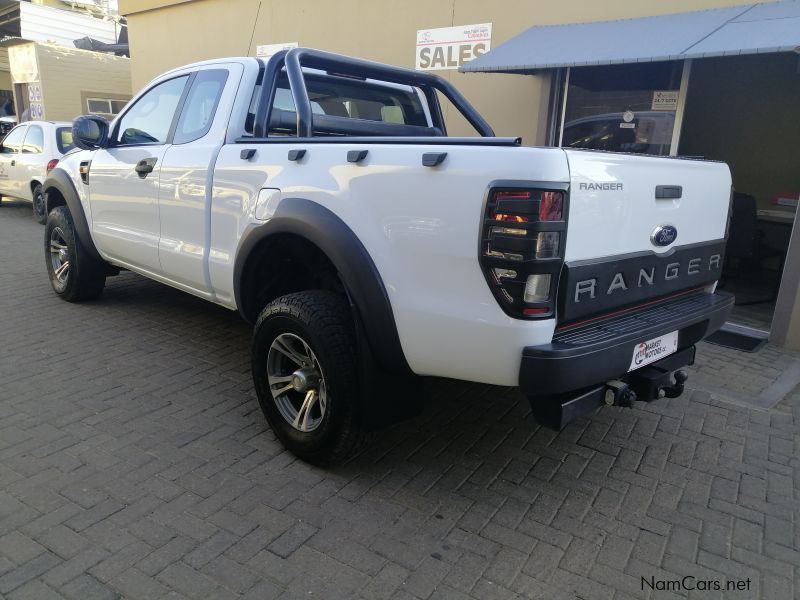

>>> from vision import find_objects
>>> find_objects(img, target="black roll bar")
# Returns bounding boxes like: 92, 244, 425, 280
253, 50, 289, 138
254, 47, 495, 138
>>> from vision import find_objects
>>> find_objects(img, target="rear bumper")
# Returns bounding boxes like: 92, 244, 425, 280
519, 290, 734, 397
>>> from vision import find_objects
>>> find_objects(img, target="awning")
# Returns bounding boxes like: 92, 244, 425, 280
460, 0, 800, 73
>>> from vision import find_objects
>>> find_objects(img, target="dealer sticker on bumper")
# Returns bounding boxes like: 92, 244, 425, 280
629, 331, 679, 372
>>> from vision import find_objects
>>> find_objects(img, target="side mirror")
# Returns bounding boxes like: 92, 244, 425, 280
72, 115, 109, 150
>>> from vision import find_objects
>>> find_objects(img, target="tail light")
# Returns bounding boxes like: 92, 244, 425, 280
480, 185, 568, 319
46, 159, 59, 172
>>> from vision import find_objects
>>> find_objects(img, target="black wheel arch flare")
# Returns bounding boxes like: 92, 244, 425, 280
234, 198, 411, 375
43, 168, 104, 264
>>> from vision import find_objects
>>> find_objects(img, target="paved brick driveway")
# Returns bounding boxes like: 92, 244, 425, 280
0, 200, 798, 599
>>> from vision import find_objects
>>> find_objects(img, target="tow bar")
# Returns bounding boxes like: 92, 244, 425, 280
626, 368, 688, 403
529, 346, 695, 430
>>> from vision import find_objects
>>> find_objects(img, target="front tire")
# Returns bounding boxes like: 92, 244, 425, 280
32, 184, 46, 224
45, 206, 106, 301
251, 291, 367, 465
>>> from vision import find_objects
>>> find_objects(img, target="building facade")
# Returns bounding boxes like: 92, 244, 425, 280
118, 0, 780, 141
0, 0, 130, 125
118, 0, 800, 348
7, 41, 131, 122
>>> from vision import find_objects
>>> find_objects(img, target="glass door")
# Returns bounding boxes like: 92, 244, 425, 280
557, 61, 687, 156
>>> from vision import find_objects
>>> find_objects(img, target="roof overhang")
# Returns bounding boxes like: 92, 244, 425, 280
0, 36, 33, 48
460, 1, 800, 74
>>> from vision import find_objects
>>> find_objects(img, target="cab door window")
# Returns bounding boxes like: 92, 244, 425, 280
114, 75, 189, 146
1, 125, 27, 153
22, 125, 43, 153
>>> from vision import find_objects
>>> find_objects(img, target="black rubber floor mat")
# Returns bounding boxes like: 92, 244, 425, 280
705, 330, 767, 352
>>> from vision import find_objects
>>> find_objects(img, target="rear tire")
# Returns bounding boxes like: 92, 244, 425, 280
251, 291, 368, 465
45, 205, 106, 301
32, 184, 46, 224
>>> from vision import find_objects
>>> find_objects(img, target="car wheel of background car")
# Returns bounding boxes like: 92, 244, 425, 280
251, 290, 368, 465
44, 206, 106, 301
32, 184, 46, 224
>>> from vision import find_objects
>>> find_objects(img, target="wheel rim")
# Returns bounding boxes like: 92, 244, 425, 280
49, 227, 70, 284
266, 332, 327, 432
34, 191, 44, 217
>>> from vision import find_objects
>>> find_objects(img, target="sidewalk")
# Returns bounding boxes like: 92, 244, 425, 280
691, 340, 800, 410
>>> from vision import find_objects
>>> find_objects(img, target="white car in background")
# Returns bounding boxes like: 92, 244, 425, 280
0, 121, 75, 223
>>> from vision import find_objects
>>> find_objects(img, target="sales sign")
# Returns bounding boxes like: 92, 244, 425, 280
415, 23, 491, 71
256, 42, 298, 58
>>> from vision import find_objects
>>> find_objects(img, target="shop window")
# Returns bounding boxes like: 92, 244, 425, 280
558, 61, 684, 156
87, 97, 130, 119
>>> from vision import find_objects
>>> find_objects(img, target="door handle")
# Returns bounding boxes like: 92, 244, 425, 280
10, 159, 15, 166
135, 157, 157, 178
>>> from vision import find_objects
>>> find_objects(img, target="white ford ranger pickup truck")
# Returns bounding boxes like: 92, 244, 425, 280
42, 49, 733, 464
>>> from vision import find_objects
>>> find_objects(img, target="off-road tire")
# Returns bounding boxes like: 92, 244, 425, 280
45, 205, 106, 301
32, 184, 46, 224
252, 291, 368, 465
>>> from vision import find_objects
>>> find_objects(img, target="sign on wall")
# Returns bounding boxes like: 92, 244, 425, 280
651, 90, 679, 111
8, 44, 39, 84
415, 23, 492, 71
27, 83, 44, 120
256, 42, 299, 58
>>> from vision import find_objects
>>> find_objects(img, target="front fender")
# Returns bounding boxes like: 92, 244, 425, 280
44, 168, 103, 263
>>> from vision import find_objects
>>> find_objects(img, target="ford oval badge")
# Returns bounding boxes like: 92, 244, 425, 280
651, 225, 677, 247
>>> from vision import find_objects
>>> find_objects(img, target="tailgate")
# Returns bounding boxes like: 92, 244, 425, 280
560, 150, 731, 323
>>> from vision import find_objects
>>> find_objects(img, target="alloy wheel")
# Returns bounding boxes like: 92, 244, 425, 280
49, 227, 70, 284
266, 332, 328, 432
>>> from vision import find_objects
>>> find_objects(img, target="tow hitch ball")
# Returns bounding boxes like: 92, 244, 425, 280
661, 370, 688, 399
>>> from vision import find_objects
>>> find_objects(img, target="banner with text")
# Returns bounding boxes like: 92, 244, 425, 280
256, 42, 299, 58
415, 23, 491, 71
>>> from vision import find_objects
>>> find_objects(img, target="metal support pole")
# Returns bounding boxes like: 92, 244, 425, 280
669, 59, 692, 156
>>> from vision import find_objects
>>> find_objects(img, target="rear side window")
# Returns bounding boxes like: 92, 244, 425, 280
56, 127, 75, 154
244, 63, 265, 135
174, 69, 229, 144
1, 125, 26, 153
269, 73, 429, 133
115, 75, 189, 145
22, 125, 43, 153
273, 88, 325, 115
